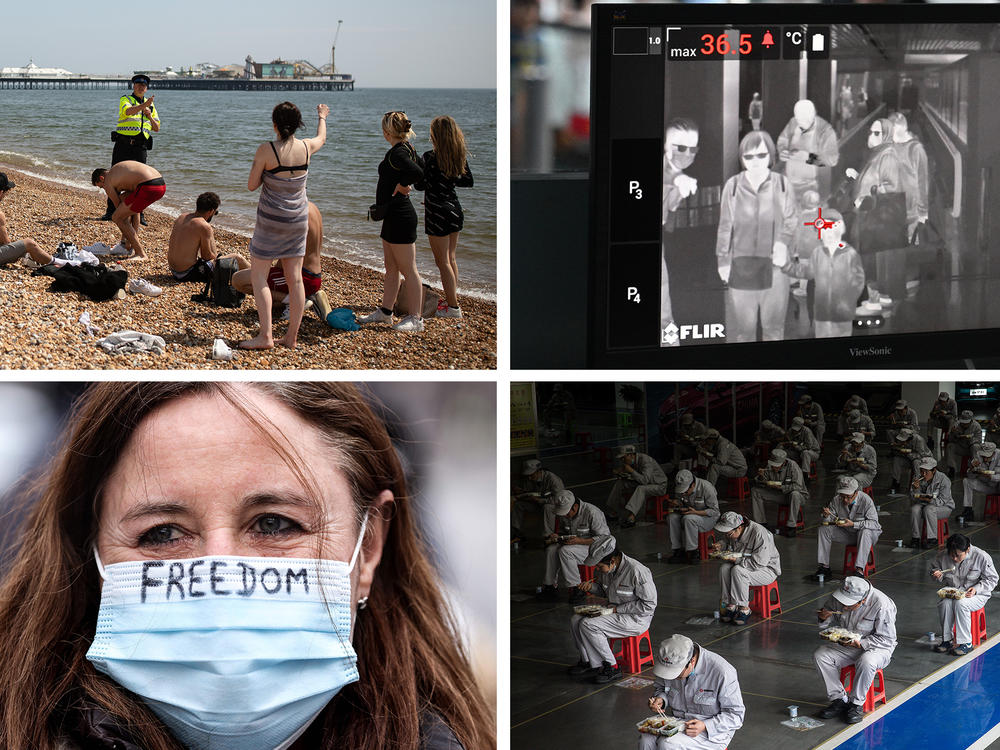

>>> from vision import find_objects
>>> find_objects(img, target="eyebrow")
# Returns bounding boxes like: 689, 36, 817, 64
117, 492, 321, 525
120, 501, 190, 524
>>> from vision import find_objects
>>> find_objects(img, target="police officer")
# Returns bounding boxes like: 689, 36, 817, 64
927, 392, 957, 460
568, 535, 656, 684
814, 476, 881, 581
750, 448, 808, 537
909, 457, 954, 549
836, 394, 868, 437
946, 410, 983, 479
538, 490, 609, 602
837, 433, 877, 489
797, 394, 825, 446
888, 428, 931, 496
886, 399, 919, 444
929, 534, 998, 656
103, 74, 161, 224
607, 445, 668, 528
961, 442, 1000, 523
781, 416, 820, 478
713, 512, 780, 625
640, 634, 745, 750
666, 469, 720, 564
814, 577, 896, 724
697, 429, 748, 491
510, 459, 565, 544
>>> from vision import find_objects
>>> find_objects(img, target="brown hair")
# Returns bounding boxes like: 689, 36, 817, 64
382, 111, 414, 141
272, 101, 303, 140
0, 382, 494, 750
430, 115, 468, 180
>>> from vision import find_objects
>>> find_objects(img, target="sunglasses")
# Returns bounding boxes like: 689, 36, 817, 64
671, 144, 698, 153
742, 152, 769, 161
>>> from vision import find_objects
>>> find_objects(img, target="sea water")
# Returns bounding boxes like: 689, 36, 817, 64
0, 87, 496, 299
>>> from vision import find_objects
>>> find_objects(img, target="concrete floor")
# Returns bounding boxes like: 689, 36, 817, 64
510, 427, 1000, 749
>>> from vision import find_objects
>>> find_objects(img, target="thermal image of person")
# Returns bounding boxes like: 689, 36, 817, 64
661, 118, 699, 346
888, 112, 929, 236
716, 130, 796, 343
777, 99, 839, 204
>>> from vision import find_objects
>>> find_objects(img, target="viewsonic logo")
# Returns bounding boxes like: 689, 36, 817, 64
662, 323, 726, 345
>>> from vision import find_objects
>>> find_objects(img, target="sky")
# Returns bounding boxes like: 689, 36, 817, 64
2, 0, 497, 88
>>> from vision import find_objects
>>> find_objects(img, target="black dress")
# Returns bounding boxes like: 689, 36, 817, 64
377, 141, 424, 244
417, 151, 474, 236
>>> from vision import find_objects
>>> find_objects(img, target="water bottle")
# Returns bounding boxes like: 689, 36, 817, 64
714, 610, 720, 622
535, 586, 543, 595
657, 552, 663, 562
818, 573, 825, 584
788, 705, 799, 719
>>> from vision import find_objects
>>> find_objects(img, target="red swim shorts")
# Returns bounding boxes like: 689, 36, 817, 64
123, 177, 166, 213
267, 266, 322, 296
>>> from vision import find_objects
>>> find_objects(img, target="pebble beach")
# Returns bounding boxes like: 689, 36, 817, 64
0, 170, 497, 370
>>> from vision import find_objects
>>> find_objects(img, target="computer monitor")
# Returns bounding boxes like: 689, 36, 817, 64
589, 3, 1000, 368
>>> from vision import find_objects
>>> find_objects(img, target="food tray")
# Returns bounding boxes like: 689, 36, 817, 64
574, 604, 614, 617
636, 716, 683, 737
709, 550, 742, 563
937, 587, 965, 600
977, 469, 994, 476
836, 519, 851, 526
765, 480, 782, 488
898, 448, 912, 454
558, 535, 575, 542
819, 627, 862, 644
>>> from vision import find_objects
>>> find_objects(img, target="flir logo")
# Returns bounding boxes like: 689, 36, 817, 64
662, 323, 726, 345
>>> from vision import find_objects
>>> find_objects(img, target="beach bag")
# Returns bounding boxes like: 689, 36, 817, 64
191, 257, 245, 308
392, 283, 439, 318
367, 202, 387, 222
856, 189, 907, 254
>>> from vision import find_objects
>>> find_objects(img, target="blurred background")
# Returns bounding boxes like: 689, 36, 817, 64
0, 381, 497, 705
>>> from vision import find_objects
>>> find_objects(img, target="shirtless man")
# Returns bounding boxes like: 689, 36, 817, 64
167, 192, 249, 281
233, 201, 324, 309
91, 161, 166, 259
0, 172, 48, 267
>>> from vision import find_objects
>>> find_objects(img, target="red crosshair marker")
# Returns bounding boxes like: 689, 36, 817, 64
804, 206, 836, 240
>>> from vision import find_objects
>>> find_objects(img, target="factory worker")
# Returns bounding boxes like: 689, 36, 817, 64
814, 577, 897, 724
675, 413, 709, 466
754, 419, 786, 447
607, 445, 669, 529
836, 394, 869, 437
836, 433, 877, 489
697, 429, 748, 489
929, 533, 998, 656
886, 399, 919, 445
568, 535, 657, 684
713, 512, 781, 625
813, 476, 881, 581
538, 490, 610, 603
888, 428, 931, 496
908, 457, 954, 549
984, 406, 1000, 447
750, 448, 808, 538
639, 634, 744, 750
667, 469, 720, 564
781, 416, 820, 477
961, 442, 1000, 523
797, 394, 826, 445
842, 409, 875, 444
927, 392, 958, 460
946, 410, 983, 479
511, 459, 565, 544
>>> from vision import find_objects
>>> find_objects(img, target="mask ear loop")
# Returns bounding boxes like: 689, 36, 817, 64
93, 547, 108, 581
348, 508, 370, 575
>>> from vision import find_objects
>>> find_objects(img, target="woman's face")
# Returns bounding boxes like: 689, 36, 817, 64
741, 144, 770, 176
867, 123, 884, 150
98, 389, 360, 567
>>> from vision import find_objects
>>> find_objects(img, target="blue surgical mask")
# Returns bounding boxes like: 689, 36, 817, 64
86, 513, 369, 750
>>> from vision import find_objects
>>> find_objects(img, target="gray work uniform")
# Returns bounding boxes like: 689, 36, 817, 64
818, 491, 881, 567
799, 403, 826, 445
814, 587, 897, 705
783, 426, 820, 476
844, 415, 876, 443
947, 420, 983, 474
962, 451, 1000, 509
837, 398, 869, 435
676, 420, 709, 466
669, 478, 720, 551
836, 444, 877, 488
700, 437, 748, 487
930, 545, 998, 644
985, 411, 1000, 447
910, 470, 954, 539
543, 501, 609, 587
755, 424, 786, 446
718, 519, 781, 608
640, 645, 745, 750
570, 554, 656, 668
511, 470, 565, 536
928, 399, 958, 459
608, 453, 669, 519
750, 460, 809, 529
889, 435, 931, 485
886, 407, 919, 444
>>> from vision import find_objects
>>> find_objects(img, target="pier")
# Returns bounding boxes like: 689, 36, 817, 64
0, 76, 354, 91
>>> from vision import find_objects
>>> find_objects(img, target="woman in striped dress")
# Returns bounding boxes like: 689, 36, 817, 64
241, 101, 328, 350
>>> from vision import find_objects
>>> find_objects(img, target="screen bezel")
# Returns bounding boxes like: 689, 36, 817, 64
589, 3, 1000, 369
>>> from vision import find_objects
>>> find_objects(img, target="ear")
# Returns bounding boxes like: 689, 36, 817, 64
354, 489, 393, 604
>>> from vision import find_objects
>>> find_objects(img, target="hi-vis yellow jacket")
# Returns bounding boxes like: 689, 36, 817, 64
116, 95, 159, 139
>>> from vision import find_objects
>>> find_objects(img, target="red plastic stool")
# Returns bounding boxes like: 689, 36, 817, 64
727, 476, 750, 502
608, 630, 655, 674
749, 579, 782, 619
776, 505, 805, 529
595, 445, 613, 471
840, 666, 886, 712
953, 607, 988, 647
651, 494, 672, 522
843, 545, 877, 577
961, 456, 970, 477
863, 485, 874, 497
986, 495, 1000, 521
575, 432, 592, 450
577, 564, 596, 583
920, 517, 950, 548
697, 529, 717, 561
809, 460, 818, 481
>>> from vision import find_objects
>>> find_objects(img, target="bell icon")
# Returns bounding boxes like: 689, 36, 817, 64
762, 30, 774, 47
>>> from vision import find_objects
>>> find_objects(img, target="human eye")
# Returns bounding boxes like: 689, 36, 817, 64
251, 513, 303, 537
137, 524, 185, 548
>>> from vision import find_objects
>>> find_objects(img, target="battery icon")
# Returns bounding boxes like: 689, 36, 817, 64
811, 33, 825, 52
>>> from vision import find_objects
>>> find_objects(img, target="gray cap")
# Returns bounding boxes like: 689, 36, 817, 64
848, 396, 861, 406
982, 442, 997, 457
918, 456, 938, 471
583, 534, 616, 566
939, 391, 950, 400
768, 448, 787, 467
522, 459, 541, 475
791, 416, 804, 427
848, 409, 861, 419
849, 432, 865, 444
761, 419, 775, 430
895, 399, 908, 409
680, 413, 694, 425
705, 428, 720, 439
960, 410, 974, 424
653, 634, 695, 680
552, 490, 577, 516
675, 469, 695, 493
895, 428, 913, 441
836, 475, 859, 495
616, 444, 637, 458
799, 394, 812, 405
832, 575, 872, 606
714, 511, 744, 533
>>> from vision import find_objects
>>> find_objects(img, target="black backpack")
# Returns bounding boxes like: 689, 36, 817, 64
191, 257, 246, 308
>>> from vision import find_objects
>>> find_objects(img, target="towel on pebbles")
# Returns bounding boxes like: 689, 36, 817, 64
32, 263, 127, 301
98, 330, 166, 355
83, 242, 131, 257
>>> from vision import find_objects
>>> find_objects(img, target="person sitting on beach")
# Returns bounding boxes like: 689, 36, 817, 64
0, 172, 48, 268
233, 201, 323, 319
167, 192, 249, 281
91, 161, 166, 260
